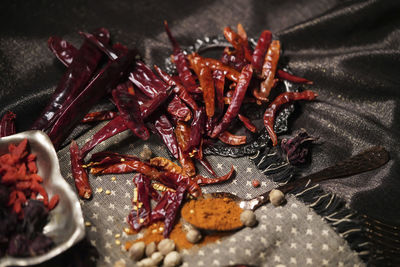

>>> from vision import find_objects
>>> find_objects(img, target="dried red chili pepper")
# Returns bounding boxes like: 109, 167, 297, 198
48, 195, 60, 210
254, 40, 280, 102
167, 95, 192, 122
48, 49, 137, 149
175, 122, 196, 177
277, 69, 313, 84
153, 65, 199, 111
163, 185, 186, 237
251, 30, 272, 74
213, 70, 225, 116
211, 64, 253, 138
154, 115, 179, 159
47, 36, 78, 67
164, 21, 199, 94
218, 131, 247, 146
70, 140, 92, 199
112, 85, 149, 140
264, 90, 317, 146
188, 108, 206, 152
0, 111, 17, 137
238, 114, 257, 133
81, 110, 118, 123
150, 157, 182, 174
90, 159, 161, 178
88, 151, 140, 167
128, 174, 153, 231
237, 23, 253, 60
195, 165, 235, 185
79, 30, 118, 60
224, 26, 252, 62
129, 61, 170, 99
220, 47, 248, 72
32, 28, 110, 132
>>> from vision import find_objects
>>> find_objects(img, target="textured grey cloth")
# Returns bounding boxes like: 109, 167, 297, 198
57, 123, 363, 266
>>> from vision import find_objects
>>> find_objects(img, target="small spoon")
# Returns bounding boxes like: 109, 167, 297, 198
183, 146, 389, 231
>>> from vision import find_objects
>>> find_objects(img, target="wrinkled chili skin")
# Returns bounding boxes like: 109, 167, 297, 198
47, 36, 78, 67
220, 47, 247, 72
128, 174, 152, 231
0, 111, 17, 137
129, 61, 169, 99
153, 65, 199, 111
112, 86, 149, 140
188, 108, 206, 152
255, 40, 281, 102
277, 69, 313, 84
264, 90, 317, 146
195, 165, 235, 185
251, 30, 272, 74
175, 122, 196, 177
211, 64, 253, 138
238, 113, 257, 133
31, 28, 109, 132
164, 21, 198, 93
80, 30, 119, 60
90, 159, 161, 177
213, 70, 226, 116
163, 186, 186, 237
218, 131, 247, 145
81, 110, 118, 123
154, 115, 179, 159
80, 116, 128, 160
199, 66, 215, 118
48, 49, 137, 149
167, 95, 192, 122
70, 140, 92, 199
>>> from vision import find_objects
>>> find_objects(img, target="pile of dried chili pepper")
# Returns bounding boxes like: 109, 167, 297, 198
0, 139, 59, 257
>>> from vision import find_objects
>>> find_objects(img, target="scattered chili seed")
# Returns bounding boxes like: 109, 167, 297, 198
85, 221, 92, 227
115, 240, 121, 245
252, 179, 260, 188
96, 187, 103, 193
111, 176, 116, 181
105, 190, 111, 195
115, 234, 121, 239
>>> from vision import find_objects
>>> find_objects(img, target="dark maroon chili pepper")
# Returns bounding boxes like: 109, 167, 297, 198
264, 90, 317, 146
129, 61, 169, 99
218, 131, 247, 145
164, 21, 199, 94
277, 69, 313, 84
237, 23, 253, 61
81, 110, 118, 123
188, 108, 206, 152
251, 30, 272, 74
220, 47, 248, 72
205, 116, 217, 136
139, 89, 170, 119
157, 172, 201, 198
0, 111, 17, 137
196, 156, 217, 177
153, 65, 199, 111
167, 95, 192, 122
31, 28, 110, 132
163, 185, 186, 237
80, 116, 128, 160
213, 70, 225, 116
70, 140, 92, 199
150, 190, 170, 222
47, 36, 78, 67
79, 30, 119, 60
211, 64, 253, 138
88, 151, 140, 166
112, 86, 149, 140
128, 174, 152, 231
90, 159, 161, 177
154, 115, 179, 159
238, 113, 257, 133
195, 165, 235, 185
48, 49, 137, 149
223, 26, 252, 62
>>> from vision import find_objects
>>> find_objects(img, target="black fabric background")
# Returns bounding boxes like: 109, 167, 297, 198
1, 0, 399, 265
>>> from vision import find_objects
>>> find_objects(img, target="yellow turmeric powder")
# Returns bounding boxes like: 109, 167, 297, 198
181, 198, 244, 231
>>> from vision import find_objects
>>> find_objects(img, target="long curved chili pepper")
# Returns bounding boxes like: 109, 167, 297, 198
90, 159, 162, 177
213, 70, 226, 117
112, 86, 149, 140
128, 174, 152, 231
81, 110, 118, 123
195, 165, 235, 185
196, 156, 217, 177
251, 30, 272, 74
157, 172, 201, 198
277, 69, 313, 84
238, 113, 257, 133
211, 64, 253, 138
223, 26, 251, 64
31, 28, 109, 132
129, 61, 169, 99
254, 40, 280, 102
188, 108, 206, 152
0, 111, 16, 137
79, 30, 118, 60
163, 185, 186, 237
264, 90, 318, 146
149, 157, 182, 174
153, 65, 199, 111
188, 53, 240, 83
167, 95, 192, 122
47, 36, 78, 67
164, 21, 199, 93
220, 47, 248, 72
175, 122, 196, 177
218, 131, 247, 145
48, 49, 137, 149
70, 140, 92, 199
237, 23, 253, 61
154, 115, 179, 159
88, 151, 140, 167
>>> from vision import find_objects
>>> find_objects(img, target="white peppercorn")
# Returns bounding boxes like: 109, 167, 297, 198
163, 251, 182, 267
240, 209, 257, 227
137, 257, 156, 267
145, 241, 157, 257
113, 260, 126, 267
269, 189, 285, 206
140, 145, 152, 161
186, 229, 202, 243
129, 241, 145, 261
151, 251, 164, 265
157, 239, 175, 255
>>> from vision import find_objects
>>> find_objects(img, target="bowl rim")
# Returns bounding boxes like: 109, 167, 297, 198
0, 130, 85, 267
